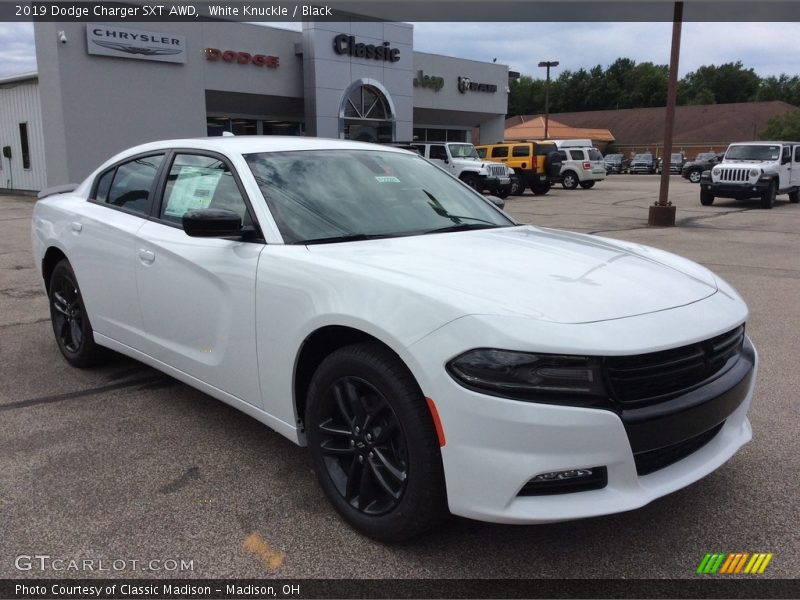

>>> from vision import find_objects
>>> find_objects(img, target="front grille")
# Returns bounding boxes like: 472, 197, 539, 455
487, 165, 506, 177
634, 421, 725, 476
717, 167, 750, 182
605, 326, 745, 406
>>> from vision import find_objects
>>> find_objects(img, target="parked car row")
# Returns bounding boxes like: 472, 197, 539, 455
476, 138, 606, 194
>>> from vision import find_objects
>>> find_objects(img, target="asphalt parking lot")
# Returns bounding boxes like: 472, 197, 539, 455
1, 174, 798, 580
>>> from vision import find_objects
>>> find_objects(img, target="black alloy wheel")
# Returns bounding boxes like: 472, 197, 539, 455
306, 342, 447, 542
316, 375, 408, 516
48, 260, 105, 367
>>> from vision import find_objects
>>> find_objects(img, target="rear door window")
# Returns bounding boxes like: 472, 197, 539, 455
512, 145, 530, 157
569, 150, 584, 160
490, 147, 508, 158
104, 154, 165, 216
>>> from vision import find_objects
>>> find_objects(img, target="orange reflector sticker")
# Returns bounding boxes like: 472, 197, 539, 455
426, 397, 446, 447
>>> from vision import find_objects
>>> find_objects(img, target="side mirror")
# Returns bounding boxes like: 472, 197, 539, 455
183, 208, 242, 238
2, 146, 11, 159
486, 195, 505, 210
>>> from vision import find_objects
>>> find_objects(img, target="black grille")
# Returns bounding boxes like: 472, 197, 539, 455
605, 326, 744, 406
634, 422, 725, 476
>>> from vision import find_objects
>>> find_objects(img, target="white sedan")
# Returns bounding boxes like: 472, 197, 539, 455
32, 137, 757, 541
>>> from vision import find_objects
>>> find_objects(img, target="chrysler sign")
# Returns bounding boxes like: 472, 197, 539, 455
87, 25, 186, 64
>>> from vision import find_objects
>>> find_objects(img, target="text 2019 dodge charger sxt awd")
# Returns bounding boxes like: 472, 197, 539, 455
32, 137, 757, 541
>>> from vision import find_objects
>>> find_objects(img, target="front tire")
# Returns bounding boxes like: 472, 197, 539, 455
460, 173, 481, 192
761, 181, 776, 209
510, 176, 525, 196
700, 190, 715, 206
48, 259, 106, 368
496, 186, 511, 199
688, 169, 702, 184
305, 342, 447, 542
561, 171, 579, 190
789, 190, 799, 203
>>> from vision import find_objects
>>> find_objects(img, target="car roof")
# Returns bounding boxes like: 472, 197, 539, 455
116, 136, 410, 157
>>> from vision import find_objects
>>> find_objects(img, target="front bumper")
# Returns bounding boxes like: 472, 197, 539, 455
406, 308, 755, 524
702, 178, 771, 199
481, 175, 511, 192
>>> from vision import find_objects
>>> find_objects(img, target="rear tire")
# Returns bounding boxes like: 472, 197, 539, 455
531, 181, 551, 196
700, 190, 715, 206
760, 181, 776, 209
579, 181, 595, 189
305, 342, 447, 542
48, 260, 106, 368
561, 171, 579, 190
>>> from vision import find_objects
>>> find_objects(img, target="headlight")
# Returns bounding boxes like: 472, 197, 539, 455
712, 166, 721, 175
447, 349, 606, 403
749, 168, 760, 178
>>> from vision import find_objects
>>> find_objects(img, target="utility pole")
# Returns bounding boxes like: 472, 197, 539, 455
538, 60, 559, 140
649, 2, 683, 226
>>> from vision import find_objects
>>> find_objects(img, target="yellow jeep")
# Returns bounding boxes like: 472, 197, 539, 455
476, 141, 557, 195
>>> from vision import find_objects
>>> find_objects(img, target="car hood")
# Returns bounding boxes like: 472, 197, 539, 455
306, 226, 718, 324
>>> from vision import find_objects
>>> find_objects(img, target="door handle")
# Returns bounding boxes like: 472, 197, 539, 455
70, 222, 82, 233
138, 249, 155, 264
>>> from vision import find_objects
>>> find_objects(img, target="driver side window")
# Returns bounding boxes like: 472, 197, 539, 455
161, 154, 253, 228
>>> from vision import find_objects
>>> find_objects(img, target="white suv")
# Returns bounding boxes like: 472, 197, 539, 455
412, 142, 513, 198
553, 139, 607, 190
701, 141, 800, 209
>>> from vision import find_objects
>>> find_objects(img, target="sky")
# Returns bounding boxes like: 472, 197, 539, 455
2, 21, 800, 81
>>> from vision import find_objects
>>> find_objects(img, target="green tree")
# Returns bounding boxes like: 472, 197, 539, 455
760, 111, 800, 139
680, 62, 760, 104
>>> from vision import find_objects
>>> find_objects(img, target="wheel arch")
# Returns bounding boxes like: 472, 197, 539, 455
42, 246, 68, 292
293, 325, 423, 433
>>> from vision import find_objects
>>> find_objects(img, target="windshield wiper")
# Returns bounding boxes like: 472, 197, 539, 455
298, 233, 391, 245
422, 223, 504, 235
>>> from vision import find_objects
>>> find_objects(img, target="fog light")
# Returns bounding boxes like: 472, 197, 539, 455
518, 466, 607, 496
532, 469, 595, 481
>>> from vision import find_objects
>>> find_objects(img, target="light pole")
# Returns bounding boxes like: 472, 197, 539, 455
538, 60, 559, 139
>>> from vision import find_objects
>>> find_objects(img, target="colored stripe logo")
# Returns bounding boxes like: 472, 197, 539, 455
697, 552, 773, 574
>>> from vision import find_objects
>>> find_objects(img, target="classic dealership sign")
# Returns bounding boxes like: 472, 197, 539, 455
333, 34, 401, 63
86, 25, 186, 64
457, 76, 497, 93
204, 48, 279, 68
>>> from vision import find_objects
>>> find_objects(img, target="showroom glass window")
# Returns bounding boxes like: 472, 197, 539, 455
160, 154, 252, 227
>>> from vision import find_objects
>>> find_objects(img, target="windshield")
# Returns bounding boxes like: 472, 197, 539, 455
245, 150, 514, 244
634, 154, 652, 161
726, 145, 781, 161
695, 153, 715, 161
605, 154, 622, 162
671, 153, 683, 161
448, 144, 480, 159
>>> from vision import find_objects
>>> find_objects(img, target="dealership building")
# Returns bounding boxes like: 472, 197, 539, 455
0, 20, 510, 191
